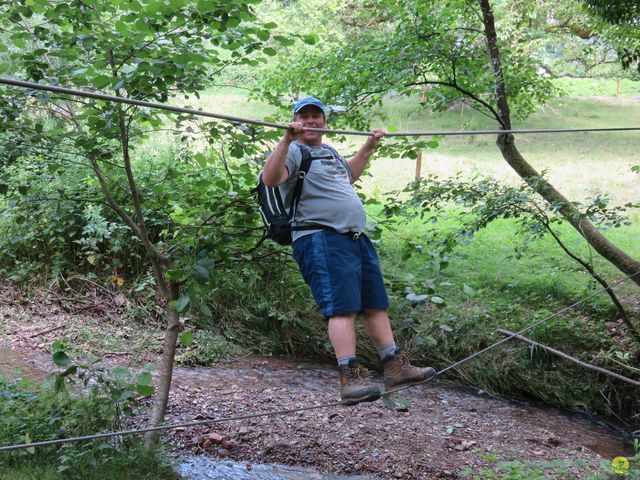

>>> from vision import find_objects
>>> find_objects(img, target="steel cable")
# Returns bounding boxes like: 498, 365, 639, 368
1, 77, 640, 137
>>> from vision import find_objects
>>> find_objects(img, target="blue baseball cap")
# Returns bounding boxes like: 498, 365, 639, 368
293, 96, 327, 116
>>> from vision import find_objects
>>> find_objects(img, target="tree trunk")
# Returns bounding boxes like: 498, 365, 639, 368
478, 0, 640, 288
144, 280, 181, 448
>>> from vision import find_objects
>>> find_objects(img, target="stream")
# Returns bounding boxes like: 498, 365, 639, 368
0, 347, 634, 479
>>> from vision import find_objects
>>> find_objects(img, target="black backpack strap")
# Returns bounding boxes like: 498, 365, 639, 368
288, 144, 314, 220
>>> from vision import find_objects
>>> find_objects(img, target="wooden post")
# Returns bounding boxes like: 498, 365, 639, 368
415, 150, 423, 180
616, 78, 621, 98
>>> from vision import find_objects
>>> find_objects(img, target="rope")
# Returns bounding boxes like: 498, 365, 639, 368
1, 77, 640, 138
1, 269, 638, 452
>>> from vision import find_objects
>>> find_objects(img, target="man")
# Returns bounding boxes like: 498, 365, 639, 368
262, 96, 435, 404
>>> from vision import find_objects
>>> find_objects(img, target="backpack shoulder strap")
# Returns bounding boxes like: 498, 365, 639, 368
288, 144, 314, 219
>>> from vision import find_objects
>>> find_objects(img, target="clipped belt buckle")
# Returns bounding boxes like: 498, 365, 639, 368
352, 232, 361, 240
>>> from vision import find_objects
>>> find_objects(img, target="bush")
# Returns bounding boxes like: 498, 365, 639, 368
0, 344, 175, 479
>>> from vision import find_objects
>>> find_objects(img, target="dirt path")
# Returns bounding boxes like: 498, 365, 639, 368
0, 295, 633, 479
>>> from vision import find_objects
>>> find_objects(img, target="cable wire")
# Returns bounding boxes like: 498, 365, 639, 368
1, 77, 640, 138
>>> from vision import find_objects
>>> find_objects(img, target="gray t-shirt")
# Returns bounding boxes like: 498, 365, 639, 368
280, 141, 366, 242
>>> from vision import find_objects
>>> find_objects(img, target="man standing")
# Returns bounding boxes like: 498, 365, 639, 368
262, 96, 435, 404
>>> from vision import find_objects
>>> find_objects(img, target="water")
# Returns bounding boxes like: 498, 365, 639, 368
176, 455, 379, 480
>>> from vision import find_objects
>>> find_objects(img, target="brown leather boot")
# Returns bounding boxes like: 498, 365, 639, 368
383, 349, 436, 389
338, 359, 382, 405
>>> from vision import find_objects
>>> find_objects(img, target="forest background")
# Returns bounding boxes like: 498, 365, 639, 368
0, 0, 639, 477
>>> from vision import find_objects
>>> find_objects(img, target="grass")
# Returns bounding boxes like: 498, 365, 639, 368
0, 448, 179, 480
366, 95, 640, 206
193, 79, 640, 207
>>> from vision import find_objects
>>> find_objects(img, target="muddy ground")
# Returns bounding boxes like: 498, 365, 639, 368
0, 285, 633, 479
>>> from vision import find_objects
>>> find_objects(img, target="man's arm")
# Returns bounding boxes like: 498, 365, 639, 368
262, 122, 304, 187
347, 129, 385, 183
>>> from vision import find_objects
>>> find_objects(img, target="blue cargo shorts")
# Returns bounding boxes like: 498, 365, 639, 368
292, 231, 390, 319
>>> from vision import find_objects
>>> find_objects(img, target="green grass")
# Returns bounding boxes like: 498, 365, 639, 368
554, 77, 640, 97
193, 80, 640, 207
367, 95, 640, 206
0, 447, 179, 480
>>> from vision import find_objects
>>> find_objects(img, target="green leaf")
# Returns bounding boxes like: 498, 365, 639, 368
173, 295, 190, 313
263, 47, 277, 56
60, 365, 77, 376
180, 330, 193, 346
166, 269, 186, 280
53, 350, 71, 367
137, 371, 152, 386
302, 33, 319, 45
192, 265, 210, 282
197, 257, 215, 270
381, 393, 395, 408
112, 367, 131, 379
136, 384, 154, 396
0, 184, 7, 195
274, 35, 295, 47
117, 390, 134, 402
256, 29, 270, 41
11, 35, 26, 49
430, 296, 445, 305
92, 75, 111, 88
199, 303, 213, 318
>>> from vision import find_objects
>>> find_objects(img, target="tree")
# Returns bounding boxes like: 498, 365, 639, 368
583, 0, 640, 73
257, 0, 640, 289
0, 0, 278, 446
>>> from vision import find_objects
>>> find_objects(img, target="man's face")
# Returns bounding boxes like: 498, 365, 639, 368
294, 105, 326, 144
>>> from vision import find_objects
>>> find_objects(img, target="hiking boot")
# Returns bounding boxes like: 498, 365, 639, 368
338, 359, 382, 405
382, 349, 436, 389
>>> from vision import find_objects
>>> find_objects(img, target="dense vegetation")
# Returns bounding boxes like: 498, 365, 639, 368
0, 0, 639, 476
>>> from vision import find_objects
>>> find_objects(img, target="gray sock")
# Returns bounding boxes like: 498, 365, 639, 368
337, 355, 357, 367
377, 342, 397, 360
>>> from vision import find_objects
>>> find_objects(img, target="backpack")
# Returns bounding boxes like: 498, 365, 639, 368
256, 143, 338, 245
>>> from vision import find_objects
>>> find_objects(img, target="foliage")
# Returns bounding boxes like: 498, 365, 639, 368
381, 172, 637, 283
460, 458, 610, 479
0, 343, 171, 479
583, 0, 640, 73
177, 331, 245, 366
0, 0, 291, 336
258, 0, 560, 130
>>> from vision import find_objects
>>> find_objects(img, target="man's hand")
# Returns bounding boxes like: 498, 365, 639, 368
284, 121, 305, 144
365, 128, 385, 149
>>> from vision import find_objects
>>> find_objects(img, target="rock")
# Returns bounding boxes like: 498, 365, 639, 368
454, 440, 477, 451
222, 439, 238, 449
205, 432, 224, 444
